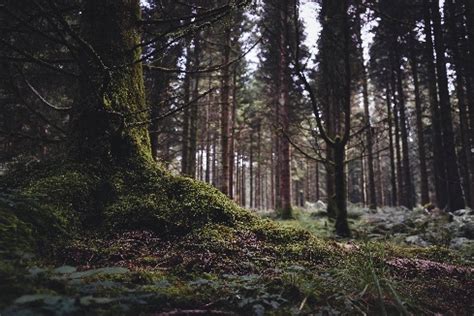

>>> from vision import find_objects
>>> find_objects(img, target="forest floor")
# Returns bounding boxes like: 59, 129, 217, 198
0, 161, 473, 316
2, 204, 473, 315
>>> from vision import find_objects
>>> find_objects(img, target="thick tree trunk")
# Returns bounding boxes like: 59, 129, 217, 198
446, 0, 472, 207
431, 0, 465, 211
463, 0, 474, 208
386, 85, 397, 206
73, 0, 151, 161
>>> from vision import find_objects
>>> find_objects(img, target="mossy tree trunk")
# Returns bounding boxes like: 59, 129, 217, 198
70, 0, 151, 162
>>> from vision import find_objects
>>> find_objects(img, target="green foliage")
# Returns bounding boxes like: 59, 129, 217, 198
104, 165, 255, 236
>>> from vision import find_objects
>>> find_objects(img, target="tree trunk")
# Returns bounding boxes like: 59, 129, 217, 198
278, 0, 292, 219
409, 35, 430, 206
423, 0, 448, 208
431, 0, 465, 211
334, 140, 350, 237
362, 71, 376, 210
249, 131, 254, 208
229, 67, 238, 199
390, 69, 403, 207
394, 54, 414, 209
386, 86, 397, 206
181, 53, 192, 175
445, 0, 472, 207
187, 36, 201, 178
220, 26, 232, 196
463, 0, 474, 208
73, 0, 151, 162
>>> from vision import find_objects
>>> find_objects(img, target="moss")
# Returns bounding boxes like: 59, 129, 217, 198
104, 166, 255, 236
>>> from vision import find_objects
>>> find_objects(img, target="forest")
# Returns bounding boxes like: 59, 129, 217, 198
0, 0, 473, 314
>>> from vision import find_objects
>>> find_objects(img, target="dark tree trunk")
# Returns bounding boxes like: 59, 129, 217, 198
390, 70, 403, 207
278, 0, 292, 219
423, 0, 448, 208
220, 26, 232, 196
187, 36, 201, 178
334, 140, 350, 237
463, 0, 474, 207
181, 54, 192, 175
249, 131, 254, 208
73, 0, 151, 162
409, 35, 430, 206
362, 68, 376, 210
395, 53, 414, 209
431, 0, 465, 211
446, 0, 472, 207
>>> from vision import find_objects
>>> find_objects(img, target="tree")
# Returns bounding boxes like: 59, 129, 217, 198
295, 0, 352, 237
429, 0, 465, 211
71, 0, 151, 161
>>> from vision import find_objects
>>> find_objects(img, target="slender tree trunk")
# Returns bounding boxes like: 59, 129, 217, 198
431, 0, 465, 211
390, 69, 403, 207
395, 54, 414, 209
385, 86, 397, 206
249, 131, 254, 208
278, 0, 292, 219
205, 76, 212, 183
423, 0, 448, 208
409, 36, 430, 205
188, 36, 201, 178
229, 67, 238, 198
256, 123, 262, 209
315, 161, 320, 201
335, 141, 350, 237
181, 53, 192, 175
220, 26, 232, 196
355, 5, 376, 210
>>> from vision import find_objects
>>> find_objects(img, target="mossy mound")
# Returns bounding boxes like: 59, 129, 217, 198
104, 164, 255, 236
0, 159, 330, 264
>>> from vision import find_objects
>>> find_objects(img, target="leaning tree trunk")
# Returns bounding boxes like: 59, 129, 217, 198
72, 0, 151, 162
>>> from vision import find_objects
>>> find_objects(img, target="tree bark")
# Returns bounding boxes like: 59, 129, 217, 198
394, 53, 414, 209
386, 86, 397, 206
73, 0, 151, 162
220, 26, 232, 196
431, 0, 465, 211
423, 0, 448, 208
278, 0, 292, 219
409, 35, 430, 206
